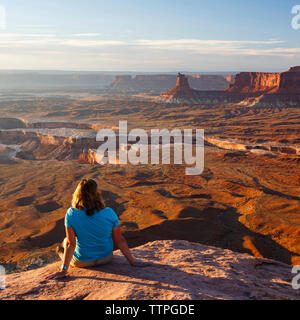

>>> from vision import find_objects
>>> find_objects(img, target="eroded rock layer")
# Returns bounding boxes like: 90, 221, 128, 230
228, 66, 300, 96
161, 73, 199, 99
161, 66, 300, 105
227, 72, 281, 93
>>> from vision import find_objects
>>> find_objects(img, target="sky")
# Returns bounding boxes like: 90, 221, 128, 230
0, 0, 299, 72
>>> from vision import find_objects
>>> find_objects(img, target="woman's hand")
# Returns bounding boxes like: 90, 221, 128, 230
112, 226, 135, 265
45, 270, 68, 281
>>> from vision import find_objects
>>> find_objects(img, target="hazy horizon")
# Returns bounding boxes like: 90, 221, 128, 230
0, 67, 290, 74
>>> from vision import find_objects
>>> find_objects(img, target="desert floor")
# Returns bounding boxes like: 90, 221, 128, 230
0, 91, 299, 271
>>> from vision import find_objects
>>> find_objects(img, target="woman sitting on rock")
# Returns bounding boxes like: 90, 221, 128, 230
47, 178, 146, 280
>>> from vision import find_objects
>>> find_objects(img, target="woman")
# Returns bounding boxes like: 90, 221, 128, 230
47, 178, 146, 280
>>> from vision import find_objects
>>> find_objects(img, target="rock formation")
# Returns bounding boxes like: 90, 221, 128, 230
160, 73, 253, 103
276, 66, 300, 95
0, 128, 99, 161
0, 240, 297, 300
227, 66, 300, 96
160, 66, 300, 106
227, 72, 281, 93
161, 73, 198, 100
204, 137, 299, 156
0, 118, 28, 130
78, 148, 98, 164
110, 74, 234, 92
0, 119, 119, 162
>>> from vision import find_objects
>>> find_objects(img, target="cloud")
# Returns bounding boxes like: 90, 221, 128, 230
0, 33, 56, 38
132, 39, 290, 57
0, 34, 292, 57
135, 39, 284, 47
0, 33, 299, 70
72, 33, 104, 37
0, 33, 125, 48
244, 47, 300, 57
16, 24, 56, 29
62, 39, 124, 47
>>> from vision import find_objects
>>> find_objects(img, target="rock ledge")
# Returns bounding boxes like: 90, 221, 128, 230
0, 240, 297, 300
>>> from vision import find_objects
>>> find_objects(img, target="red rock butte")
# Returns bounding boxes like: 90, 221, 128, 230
277, 66, 300, 94
161, 66, 300, 106
161, 73, 198, 99
227, 65, 300, 95
226, 72, 281, 94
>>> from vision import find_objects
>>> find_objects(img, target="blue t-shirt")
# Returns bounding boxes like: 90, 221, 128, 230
64, 207, 119, 261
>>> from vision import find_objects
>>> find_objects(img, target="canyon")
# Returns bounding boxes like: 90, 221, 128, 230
0, 118, 110, 162
0, 68, 299, 297
0, 97, 299, 274
0, 116, 299, 166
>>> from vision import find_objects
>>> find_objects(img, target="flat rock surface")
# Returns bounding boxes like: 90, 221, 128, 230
0, 240, 298, 300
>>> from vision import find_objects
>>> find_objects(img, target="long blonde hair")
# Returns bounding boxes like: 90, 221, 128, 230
72, 179, 105, 216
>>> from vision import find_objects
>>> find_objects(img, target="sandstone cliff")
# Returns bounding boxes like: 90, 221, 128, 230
78, 148, 98, 164
204, 137, 299, 156
277, 66, 300, 95
0, 119, 117, 162
227, 66, 300, 95
160, 73, 256, 104
0, 240, 297, 300
161, 73, 198, 100
160, 67, 300, 105
227, 72, 281, 93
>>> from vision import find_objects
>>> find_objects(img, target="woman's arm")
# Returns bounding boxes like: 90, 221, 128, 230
45, 227, 76, 280
61, 227, 76, 272
112, 226, 135, 265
